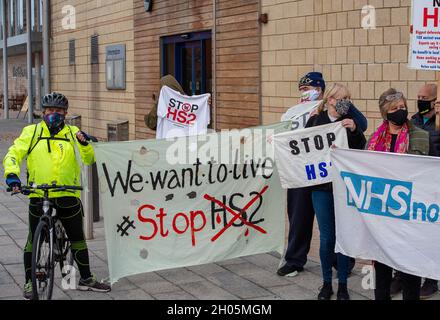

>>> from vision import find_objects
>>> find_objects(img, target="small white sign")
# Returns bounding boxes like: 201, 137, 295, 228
409, 0, 440, 70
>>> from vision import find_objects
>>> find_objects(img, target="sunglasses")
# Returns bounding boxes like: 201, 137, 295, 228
385, 92, 403, 101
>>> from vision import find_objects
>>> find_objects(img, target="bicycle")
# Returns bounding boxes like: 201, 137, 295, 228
9, 183, 83, 300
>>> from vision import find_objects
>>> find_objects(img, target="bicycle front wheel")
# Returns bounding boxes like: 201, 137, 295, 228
31, 220, 55, 300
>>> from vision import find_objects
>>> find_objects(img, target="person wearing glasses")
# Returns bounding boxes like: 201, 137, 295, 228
305, 83, 366, 300
366, 88, 431, 300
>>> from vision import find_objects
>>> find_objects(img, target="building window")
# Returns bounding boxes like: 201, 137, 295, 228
0, 4, 3, 40
69, 39, 75, 65
91, 34, 99, 64
8, 0, 14, 37
31, 0, 34, 31
17, 0, 24, 35
106, 44, 126, 90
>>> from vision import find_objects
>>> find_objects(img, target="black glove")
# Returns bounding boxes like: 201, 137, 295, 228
429, 131, 440, 157
6, 173, 21, 190
76, 131, 91, 146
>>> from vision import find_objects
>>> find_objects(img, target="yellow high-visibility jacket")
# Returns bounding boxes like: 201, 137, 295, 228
3, 121, 95, 198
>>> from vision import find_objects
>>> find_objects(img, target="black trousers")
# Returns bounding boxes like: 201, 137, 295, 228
284, 187, 315, 268
374, 262, 421, 300
394, 271, 438, 288
24, 197, 92, 282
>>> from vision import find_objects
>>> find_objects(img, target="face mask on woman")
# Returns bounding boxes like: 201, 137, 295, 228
335, 99, 352, 116
386, 109, 408, 127
300, 89, 320, 103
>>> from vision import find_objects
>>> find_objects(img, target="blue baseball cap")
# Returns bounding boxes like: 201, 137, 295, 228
299, 72, 326, 92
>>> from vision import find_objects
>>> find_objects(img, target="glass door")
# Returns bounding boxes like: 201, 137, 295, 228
162, 31, 211, 96
179, 40, 203, 95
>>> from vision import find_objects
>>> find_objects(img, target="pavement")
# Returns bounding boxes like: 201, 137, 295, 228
0, 116, 438, 300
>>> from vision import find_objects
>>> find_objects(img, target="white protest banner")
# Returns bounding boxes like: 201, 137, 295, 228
156, 86, 211, 139
273, 122, 348, 189
409, 0, 440, 71
280, 100, 321, 130
94, 122, 290, 284
331, 148, 440, 280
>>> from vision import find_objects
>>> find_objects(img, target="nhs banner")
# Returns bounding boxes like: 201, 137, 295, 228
331, 148, 440, 280
273, 122, 348, 188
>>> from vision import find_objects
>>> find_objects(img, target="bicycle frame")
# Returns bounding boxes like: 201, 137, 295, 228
9, 183, 83, 300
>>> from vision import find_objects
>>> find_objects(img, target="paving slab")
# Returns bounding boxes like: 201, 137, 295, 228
205, 272, 272, 299
128, 273, 181, 294
108, 288, 155, 300
268, 283, 316, 300
0, 244, 23, 265
152, 290, 197, 300
177, 280, 238, 300
0, 283, 22, 298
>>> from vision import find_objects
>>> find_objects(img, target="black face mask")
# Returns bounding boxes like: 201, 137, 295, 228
387, 109, 408, 127
417, 99, 435, 115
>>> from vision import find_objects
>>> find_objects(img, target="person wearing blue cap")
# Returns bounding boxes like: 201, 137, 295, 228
276, 72, 325, 278
298, 71, 326, 103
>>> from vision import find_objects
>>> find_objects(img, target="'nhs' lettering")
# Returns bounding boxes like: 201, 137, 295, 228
340, 172, 412, 220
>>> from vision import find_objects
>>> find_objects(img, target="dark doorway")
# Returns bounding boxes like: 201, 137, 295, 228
161, 31, 212, 96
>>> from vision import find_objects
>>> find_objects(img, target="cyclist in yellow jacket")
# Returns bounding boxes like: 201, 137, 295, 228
3, 92, 110, 299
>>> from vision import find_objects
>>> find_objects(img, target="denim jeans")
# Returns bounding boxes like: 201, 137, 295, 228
311, 190, 349, 284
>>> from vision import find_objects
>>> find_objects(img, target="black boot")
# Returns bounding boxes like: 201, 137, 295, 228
318, 282, 333, 300
337, 283, 350, 300
420, 279, 439, 299
390, 271, 402, 296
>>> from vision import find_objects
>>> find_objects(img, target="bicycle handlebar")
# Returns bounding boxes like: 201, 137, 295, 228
7, 184, 83, 195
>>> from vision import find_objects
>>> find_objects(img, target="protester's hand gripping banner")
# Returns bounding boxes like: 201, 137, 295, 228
94, 122, 290, 284
331, 148, 440, 280
273, 122, 348, 189
280, 101, 321, 130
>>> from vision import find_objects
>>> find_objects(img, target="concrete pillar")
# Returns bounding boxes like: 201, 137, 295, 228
2, 0, 9, 119
212, 0, 217, 130
34, 0, 41, 112
35, 52, 41, 111
26, 0, 33, 123
42, 0, 49, 94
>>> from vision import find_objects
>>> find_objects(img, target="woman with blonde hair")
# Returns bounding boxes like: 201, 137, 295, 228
367, 88, 430, 300
305, 83, 366, 300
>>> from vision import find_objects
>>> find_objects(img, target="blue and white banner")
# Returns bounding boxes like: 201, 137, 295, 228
331, 148, 440, 280
273, 122, 348, 188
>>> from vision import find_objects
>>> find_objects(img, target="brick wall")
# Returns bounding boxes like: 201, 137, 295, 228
133, 0, 261, 139
50, 0, 135, 140
261, 0, 437, 137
